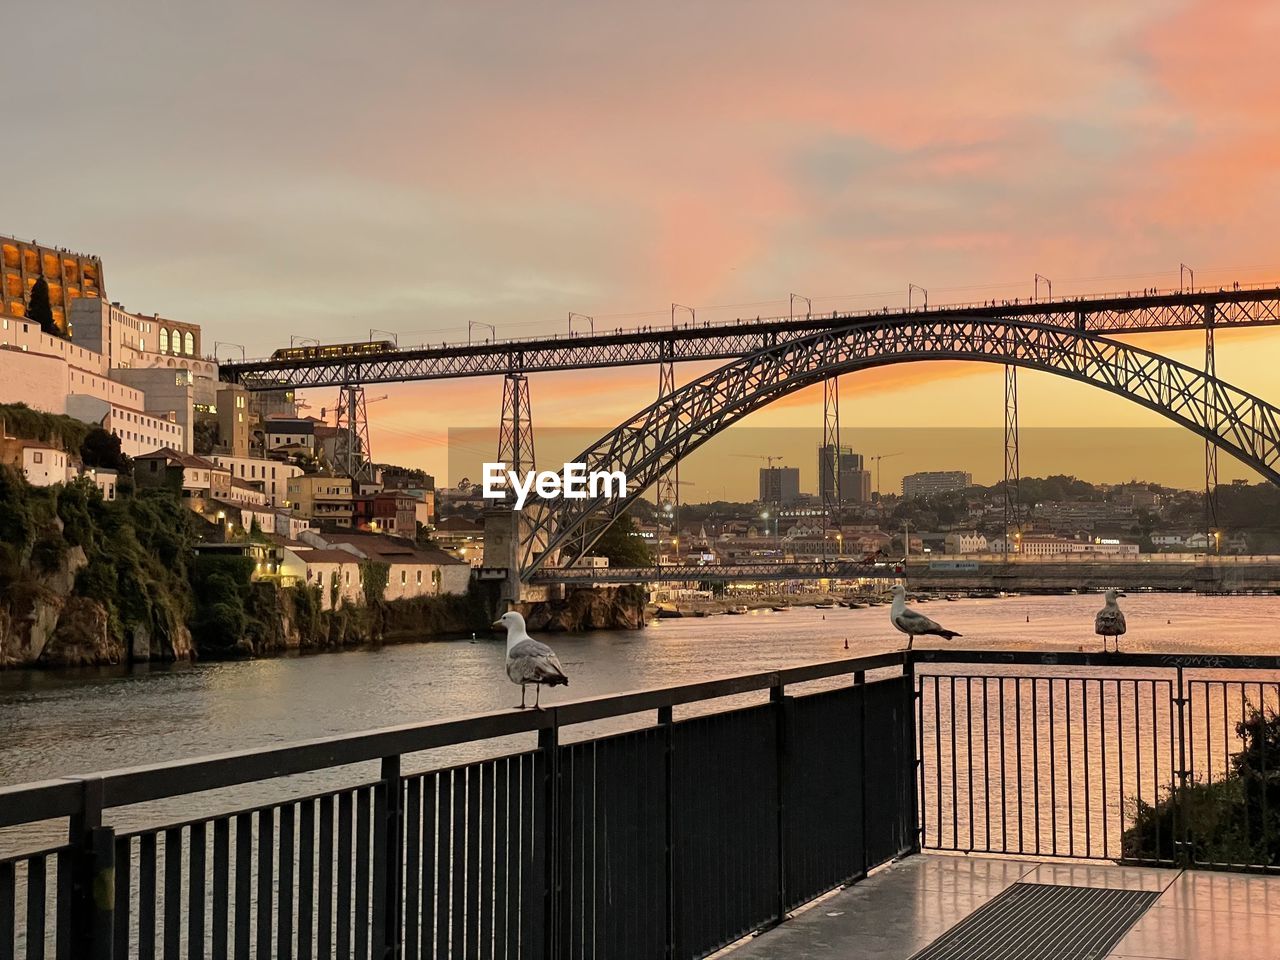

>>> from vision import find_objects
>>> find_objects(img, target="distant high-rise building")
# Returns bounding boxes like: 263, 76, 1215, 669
759, 466, 801, 506
2, 234, 105, 335
902, 470, 973, 500
818, 444, 871, 505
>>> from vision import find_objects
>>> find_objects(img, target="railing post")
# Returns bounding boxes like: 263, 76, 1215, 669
539, 722, 561, 960
772, 683, 792, 925
904, 655, 923, 854
658, 705, 676, 960
372, 754, 403, 959
854, 670, 869, 877
69, 777, 114, 960
1173, 667, 1191, 867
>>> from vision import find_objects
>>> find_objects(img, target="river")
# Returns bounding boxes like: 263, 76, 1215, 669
2, 593, 1278, 853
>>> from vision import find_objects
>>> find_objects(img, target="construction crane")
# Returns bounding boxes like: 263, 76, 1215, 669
320, 394, 388, 424
731, 454, 787, 468
869, 452, 903, 499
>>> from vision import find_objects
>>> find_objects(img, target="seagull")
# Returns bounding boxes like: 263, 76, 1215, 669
889, 584, 962, 650
1095, 589, 1127, 653
492, 611, 569, 709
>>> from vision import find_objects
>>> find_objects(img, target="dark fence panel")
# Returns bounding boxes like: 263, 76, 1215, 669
555, 726, 668, 960
864, 675, 914, 866
400, 751, 543, 960
111, 785, 382, 960
1183, 679, 1280, 870
0, 846, 71, 960
2, 653, 925, 958
782, 685, 864, 910
672, 702, 779, 959
918, 674, 1179, 864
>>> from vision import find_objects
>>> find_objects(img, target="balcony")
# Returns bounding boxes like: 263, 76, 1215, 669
3, 650, 1280, 957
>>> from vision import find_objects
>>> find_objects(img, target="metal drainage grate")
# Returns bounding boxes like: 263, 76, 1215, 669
908, 882, 1159, 960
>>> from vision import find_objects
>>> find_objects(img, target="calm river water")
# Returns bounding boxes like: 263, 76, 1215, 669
2, 593, 1278, 854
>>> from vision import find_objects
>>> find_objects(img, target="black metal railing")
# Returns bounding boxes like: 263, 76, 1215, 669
0, 652, 913, 959
7, 649, 1280, 958
912, 650, 1280, 872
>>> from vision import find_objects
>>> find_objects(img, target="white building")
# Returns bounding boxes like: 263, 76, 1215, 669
84, 467, 117, 501
66, 395, 185, 457
944, 531, 989, 555
297, 529, 471, 599
264, 418, 316, 452
22, 445, 69, 486
1019, 536, 1139, 557
212, 455, 301, 507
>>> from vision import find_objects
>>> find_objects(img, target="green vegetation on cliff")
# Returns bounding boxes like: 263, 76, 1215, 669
0, 465, 195, 660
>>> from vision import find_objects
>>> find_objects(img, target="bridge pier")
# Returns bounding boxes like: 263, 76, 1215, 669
481, 506, 557, 609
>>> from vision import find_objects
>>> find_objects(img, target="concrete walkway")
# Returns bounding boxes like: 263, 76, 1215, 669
727, 854, 1280, 960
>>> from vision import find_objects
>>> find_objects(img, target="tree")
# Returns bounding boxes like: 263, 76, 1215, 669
27, 277, 57, 337
193, 420, 219, 456
592, 513, 652, 567
360, 560, 390, 606
80, 427, 132, 475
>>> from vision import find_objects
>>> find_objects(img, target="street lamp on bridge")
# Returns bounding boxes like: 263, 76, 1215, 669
908, 284, 927, 310
1034, 274, 1053, 301
1181, 263, 1195, 293
568, 312, 594, 336
671, 303, 696, 328
468, 320, 496, 344
790, 293, 812, 321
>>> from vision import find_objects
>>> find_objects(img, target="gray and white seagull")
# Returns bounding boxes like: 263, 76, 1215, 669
493, 610, 569, 709
1095, 588, 1127, 653
889, 584, 962, 649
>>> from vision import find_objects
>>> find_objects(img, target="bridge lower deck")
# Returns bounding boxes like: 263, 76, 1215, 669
727, 854, 1280, 960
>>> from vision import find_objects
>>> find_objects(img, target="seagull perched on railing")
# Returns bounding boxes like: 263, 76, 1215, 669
492, 611, 569, 709
1095, 589, 1127, 653
889, 584, 962, 650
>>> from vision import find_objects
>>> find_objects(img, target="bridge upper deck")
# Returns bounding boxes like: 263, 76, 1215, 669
220, 284, 1280, 389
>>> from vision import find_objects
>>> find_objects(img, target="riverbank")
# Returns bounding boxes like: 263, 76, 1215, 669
0, 462, 649, 669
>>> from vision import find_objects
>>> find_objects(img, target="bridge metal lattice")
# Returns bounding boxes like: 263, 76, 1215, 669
1003, 365, 1020, 559
1204, 305, 1220, 551
220, 288, 1280, 390
519, 318, 1280, 578
496, 373, 535, 495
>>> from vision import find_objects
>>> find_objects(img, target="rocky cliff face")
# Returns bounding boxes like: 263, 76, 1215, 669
521, 586, 648, 632
0, 542, 195, 669
0, 545, 100, 667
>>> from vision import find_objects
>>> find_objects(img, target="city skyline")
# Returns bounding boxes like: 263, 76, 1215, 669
443, 425, 1260, 502
7, 0, 1280, 487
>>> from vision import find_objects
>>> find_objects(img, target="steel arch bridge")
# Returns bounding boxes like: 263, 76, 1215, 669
518, 316, 1280, 579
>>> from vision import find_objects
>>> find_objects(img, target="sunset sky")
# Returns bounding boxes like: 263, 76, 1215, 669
7, 0, 1280, 496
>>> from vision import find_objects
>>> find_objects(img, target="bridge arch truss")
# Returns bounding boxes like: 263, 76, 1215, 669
520, 316, 1280, 578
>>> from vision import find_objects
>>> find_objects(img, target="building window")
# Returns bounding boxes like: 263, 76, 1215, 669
184, 332, 194, 355
159, 328, 169, 353
416, 570, 422, 586
32, 452, 43, 463
400, 570, 407, 586
344, 570, 350, 585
